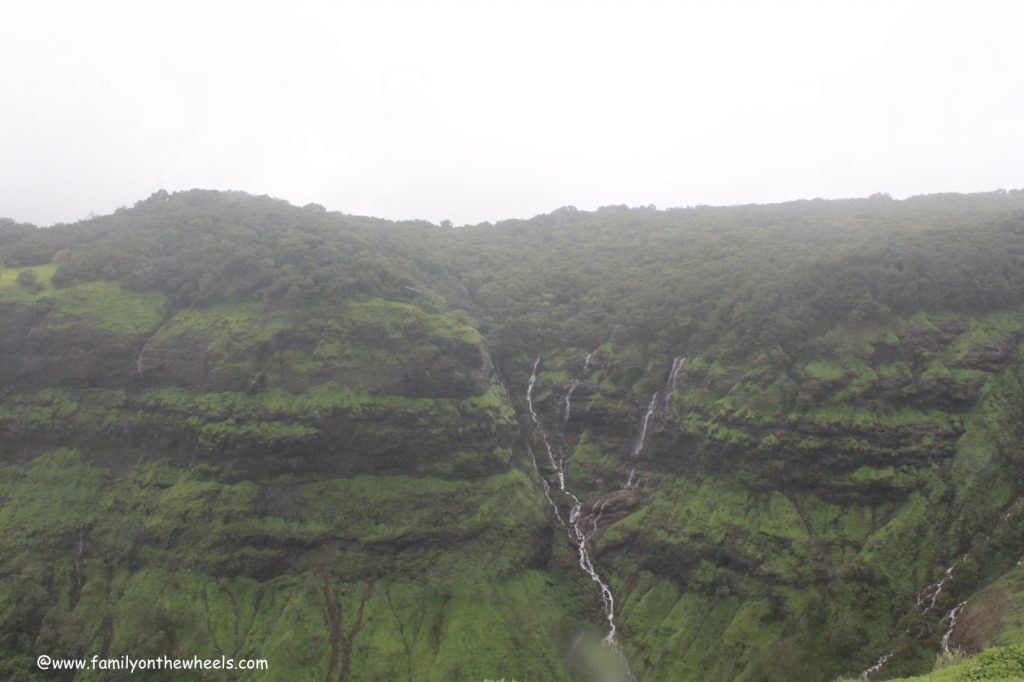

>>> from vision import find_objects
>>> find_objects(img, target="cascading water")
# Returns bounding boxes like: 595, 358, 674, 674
526, 443, 566, 527
666, 355, 685, 392
526, 353, 688, 678
527, 358, 566, 490
863, 554, 970, 677
623, 467, 637, 490
860, 502, 1023, 677
587, 499, 611, 540
526, 356, 633, 678
862, 557, 962, 677
562, 378, 581, 424
860, 652, 893, 680
631, 394, 659, 458
940, 601, 967, 654
567, 496, 621, 647
631, 356, 686, 459
561, 352, 594, 425
916, 555, 967, 613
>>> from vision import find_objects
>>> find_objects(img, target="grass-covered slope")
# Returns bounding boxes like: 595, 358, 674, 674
0, 255, 581, 680
880, 645, 1024, 681
556, 311, 1024, 680
0, 449, 573, 681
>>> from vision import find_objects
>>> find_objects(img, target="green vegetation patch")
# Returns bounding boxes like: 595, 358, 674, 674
40, 280, 165, 334
806, 360, 848, 381
0, 264, 57, 301
0, 265, 164, 336
886, 645, 1024, 681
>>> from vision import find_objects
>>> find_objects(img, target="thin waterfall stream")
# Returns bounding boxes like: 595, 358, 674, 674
940, 601, 968, 654
861, 557, 966, 679
523, 353, 687, 679
860, 509, 1019, 680
859, 652, 893, 680
622, 356, 688, 489
561, 352, 593, 425
526, 355, 633, 678
630, 356, 686, 464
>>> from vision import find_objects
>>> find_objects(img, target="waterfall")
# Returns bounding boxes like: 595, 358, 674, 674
631, 394, 659, 458
562, 378, 581, 424
861, 505, 1022, 674
527, 358, 565, 490
526, 443, 566, 527
623, 467, 637, 490
587, 499, 611, 540
631, 355, 686, 459
916, 557, 964, 613
566, 496, 621, 647
940, 601, 967, 654
525, 353, 690, 679
561, 351, 596, 425
666, 356, 686, 391
864, 555, 967, 677
859, 652, 893, 680
135, 335, 155, 377
525, 356, 633, 678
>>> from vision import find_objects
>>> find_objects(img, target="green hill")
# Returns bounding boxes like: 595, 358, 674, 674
3, 189, 1024, 680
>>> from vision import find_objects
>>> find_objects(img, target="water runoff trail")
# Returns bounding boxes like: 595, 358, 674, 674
624, 356, 685, 490
860, 556, 967, 679
861, 500, 1024, 678
524, 356, 618, 647
526, 356, 634, 679
525, 353, 687, 680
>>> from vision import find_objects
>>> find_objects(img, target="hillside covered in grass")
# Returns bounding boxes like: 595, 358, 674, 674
3, 189, 1024, 680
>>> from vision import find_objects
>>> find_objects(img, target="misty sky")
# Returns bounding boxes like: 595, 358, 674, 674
2, 0, 1022, 226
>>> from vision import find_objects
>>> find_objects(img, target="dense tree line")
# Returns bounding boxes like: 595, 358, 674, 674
443, 191, 1024, 361
0, 190, 453, 309
3, 188, 1024, 364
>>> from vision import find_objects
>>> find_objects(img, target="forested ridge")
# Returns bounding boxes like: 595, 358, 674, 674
3, 188, 1024, 681
4, 189, 1024, 361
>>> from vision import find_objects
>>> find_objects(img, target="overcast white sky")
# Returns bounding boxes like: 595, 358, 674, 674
2, 0, 1022, 226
